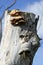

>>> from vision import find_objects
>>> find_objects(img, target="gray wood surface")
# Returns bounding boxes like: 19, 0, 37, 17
0, 10, 40, 65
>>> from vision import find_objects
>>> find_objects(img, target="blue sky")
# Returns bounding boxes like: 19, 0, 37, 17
0, 0, 41, 17
0, 0, 43, 65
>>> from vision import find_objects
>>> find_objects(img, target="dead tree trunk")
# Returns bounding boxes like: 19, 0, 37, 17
0, 10, 40, 65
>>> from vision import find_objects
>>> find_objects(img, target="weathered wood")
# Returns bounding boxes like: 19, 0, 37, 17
0, 10, 40, 65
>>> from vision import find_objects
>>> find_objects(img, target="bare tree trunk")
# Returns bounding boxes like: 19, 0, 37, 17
0, 10, 40, 65
0, 0, 16, 42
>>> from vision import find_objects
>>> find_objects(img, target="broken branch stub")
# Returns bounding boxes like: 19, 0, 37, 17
0, 10, 40, 65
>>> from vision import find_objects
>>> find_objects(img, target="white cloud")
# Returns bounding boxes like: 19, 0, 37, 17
23, 1, 43, 39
